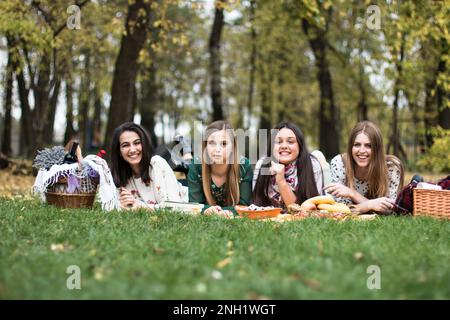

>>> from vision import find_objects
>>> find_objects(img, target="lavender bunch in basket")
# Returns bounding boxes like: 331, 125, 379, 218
81, 163, 100, 181
33, 146, 66, 170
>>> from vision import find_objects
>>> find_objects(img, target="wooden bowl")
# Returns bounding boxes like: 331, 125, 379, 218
235, 205, 282, 220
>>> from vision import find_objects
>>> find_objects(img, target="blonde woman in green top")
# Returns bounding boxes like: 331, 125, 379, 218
188, 121, 253, 217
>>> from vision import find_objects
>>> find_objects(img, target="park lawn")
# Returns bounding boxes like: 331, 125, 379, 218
0, 198, 449, 300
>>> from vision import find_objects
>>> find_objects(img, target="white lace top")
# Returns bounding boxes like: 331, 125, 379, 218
330, 154, 402, 204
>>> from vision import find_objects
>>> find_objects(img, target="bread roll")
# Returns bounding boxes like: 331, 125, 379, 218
306, 195, 335, 205
317, 203, 351, 214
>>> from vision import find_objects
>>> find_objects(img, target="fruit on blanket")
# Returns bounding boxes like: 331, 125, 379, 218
317, 203, 351, 214
307, 195, 336, 205
299, 201, 317, 211
299, 196, 351, 214
300, 195, 335, 210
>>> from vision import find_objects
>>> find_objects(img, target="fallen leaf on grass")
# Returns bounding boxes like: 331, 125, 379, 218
50, 243, 73, 252
293, 273, 321, 291
290, 272, 301, 280
302, 278, 321, 291
195, 283, 207, 293
248, 291, 270, 300
211, 270, 223, 280
354, 252, 364, 261
0, 168, 35, 198
94, 268, 105, 281
50, 244, 65, 252
153, 247, 165, 254
216, 257, 231, 269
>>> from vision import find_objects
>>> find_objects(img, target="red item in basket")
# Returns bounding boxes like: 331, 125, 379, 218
97, 150, 106, 158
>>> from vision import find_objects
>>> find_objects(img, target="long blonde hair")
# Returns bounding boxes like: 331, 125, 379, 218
343, 121, 404, 199
201, 121, 240, 206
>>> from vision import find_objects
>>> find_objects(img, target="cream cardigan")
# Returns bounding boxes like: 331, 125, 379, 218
122, 155, 185, 209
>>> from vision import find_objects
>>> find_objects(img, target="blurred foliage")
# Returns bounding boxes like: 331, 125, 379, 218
0, 0, 448, 164
416, 128, 450, 173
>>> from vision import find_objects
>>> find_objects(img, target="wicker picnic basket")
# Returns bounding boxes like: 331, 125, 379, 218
45, 173, 98, 209
413, 188, 450, 219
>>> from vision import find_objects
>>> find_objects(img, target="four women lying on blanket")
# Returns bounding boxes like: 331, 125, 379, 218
110, 120, 404, 215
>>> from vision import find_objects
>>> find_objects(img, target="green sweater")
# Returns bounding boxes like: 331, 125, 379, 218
187, 157, 253, 214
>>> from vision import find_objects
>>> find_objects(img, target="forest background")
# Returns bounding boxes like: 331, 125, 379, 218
0, 0, 448, 174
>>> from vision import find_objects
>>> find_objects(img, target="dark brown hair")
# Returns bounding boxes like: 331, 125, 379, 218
253, 121, 319, 206
110, 122, 154, 187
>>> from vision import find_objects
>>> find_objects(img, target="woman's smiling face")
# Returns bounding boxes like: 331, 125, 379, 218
273, 128, 300, 165
119, 131, 142, 170
352, 132, 372, 168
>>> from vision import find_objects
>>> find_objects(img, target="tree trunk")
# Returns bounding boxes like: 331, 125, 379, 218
78, 53, 91, 153
437, 38, 450, 129
1, 46, 13, 156
388, 35, 405, 159
92, 87, 103, 149
409, 101, 425, 156
140, 64, 158, 147
258, 53, 273, 132
302, 18, 340, 159
64, 74, 76, 145
43, 77, 61, 144
438, 99, 450, 129
209, 1, 225, 121
104, 0, 153, 151
357, 54, 368, 121
424, 74, 437, 148
245, 0, 256, 130
33, 54, 51, 149
11, 43, 34, 157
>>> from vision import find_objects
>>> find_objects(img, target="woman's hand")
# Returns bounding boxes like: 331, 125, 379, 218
357, 197, 395, 214
216, 210, 234, 219
270, 161, 286, 183
203, 206, 234, 219
203, 206, 222, 216
76, 145, 83, 162
119, 188, 136, 210
324, 183, 355, 199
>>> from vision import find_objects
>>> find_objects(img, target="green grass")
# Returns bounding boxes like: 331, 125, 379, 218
0, 198, 449, 299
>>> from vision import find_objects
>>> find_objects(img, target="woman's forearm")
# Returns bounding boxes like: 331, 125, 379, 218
355, 201, 370, 213
277, 180, 297, 206
350, 189, 368, 204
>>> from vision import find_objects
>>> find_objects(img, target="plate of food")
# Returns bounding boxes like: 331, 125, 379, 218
235, 204, 282, 219
286, 196, 357, 221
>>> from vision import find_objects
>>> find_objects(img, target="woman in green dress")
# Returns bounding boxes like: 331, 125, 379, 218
188, 120, 253, 217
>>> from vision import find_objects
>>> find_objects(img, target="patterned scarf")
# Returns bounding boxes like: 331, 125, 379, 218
268, 161, 298, 207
